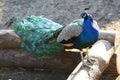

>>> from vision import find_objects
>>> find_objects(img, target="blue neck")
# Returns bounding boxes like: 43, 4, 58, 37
80, 14, 99, 43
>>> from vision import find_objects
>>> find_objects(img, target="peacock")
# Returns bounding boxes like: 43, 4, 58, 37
7, 8, 99, 62
57, 9, 100, 67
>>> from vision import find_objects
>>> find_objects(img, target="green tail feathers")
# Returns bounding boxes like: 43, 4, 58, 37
12, 16, 64, 56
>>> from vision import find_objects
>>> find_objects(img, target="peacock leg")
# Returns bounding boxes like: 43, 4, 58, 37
80, 51, 84, 65
65, 48, 92, 68
80, 51, 91, 68
86, 50, 95, 65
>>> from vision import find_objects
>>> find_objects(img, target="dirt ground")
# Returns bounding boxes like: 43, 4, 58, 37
0, 68, 69, 80
0, 0, 120, 80
0, 68, 118, 80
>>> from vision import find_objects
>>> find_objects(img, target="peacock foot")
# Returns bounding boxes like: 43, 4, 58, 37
82, 63, 91, 68
87, 58, 96, 65
81, 58, 96, 68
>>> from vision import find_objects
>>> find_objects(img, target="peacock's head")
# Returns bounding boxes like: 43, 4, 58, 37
81, 8, 90, 18
81, 12, 88, 18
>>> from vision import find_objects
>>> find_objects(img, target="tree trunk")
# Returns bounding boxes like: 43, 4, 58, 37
67, 40, 114, 80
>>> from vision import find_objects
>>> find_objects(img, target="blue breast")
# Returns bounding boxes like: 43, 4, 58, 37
73, 14, 100, 49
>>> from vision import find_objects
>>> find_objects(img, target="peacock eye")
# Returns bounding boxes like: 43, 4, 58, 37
83, 14, 87, 18
81, 12, 87, 18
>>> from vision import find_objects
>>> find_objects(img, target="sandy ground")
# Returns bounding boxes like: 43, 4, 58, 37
0, 0, 120, 80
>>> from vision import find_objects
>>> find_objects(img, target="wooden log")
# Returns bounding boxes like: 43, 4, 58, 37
0, 30, 117, 74
0, 30, 21, 49
0, 29, 116, 49
116, 75, 120, 80
103, 54, 117, 74
115, 30, 120, 75
115, 45, 120, 74
0, 49, 81, 71
0, 41, 116, 74
99, 30, 116, 44
67, 40, 114, 80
